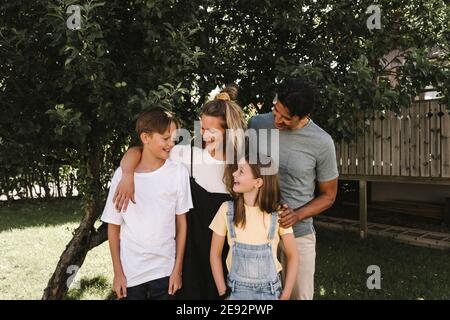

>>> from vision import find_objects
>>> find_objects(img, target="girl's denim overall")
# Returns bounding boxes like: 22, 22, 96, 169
226, 201, 282, 300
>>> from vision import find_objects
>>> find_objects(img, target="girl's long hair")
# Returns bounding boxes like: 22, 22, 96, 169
230, 152, 281, 228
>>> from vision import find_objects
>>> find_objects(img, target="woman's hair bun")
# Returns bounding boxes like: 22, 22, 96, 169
215, 84, 238, 101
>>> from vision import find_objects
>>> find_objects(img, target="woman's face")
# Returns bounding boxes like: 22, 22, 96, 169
200, 115, 226, 154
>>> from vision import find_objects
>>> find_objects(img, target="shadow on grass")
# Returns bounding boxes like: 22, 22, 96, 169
66, 276, 116, 300
0, 197, 84, 232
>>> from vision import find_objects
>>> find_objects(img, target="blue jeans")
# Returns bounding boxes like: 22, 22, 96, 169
122, 276, 173, 300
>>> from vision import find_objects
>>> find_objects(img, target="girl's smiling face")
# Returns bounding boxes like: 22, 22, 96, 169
232, 158, 263, 193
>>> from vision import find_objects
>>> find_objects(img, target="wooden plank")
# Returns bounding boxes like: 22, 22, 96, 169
359, 180, 368, 239
341, 141, 349, 174
315, 216, 450, 250
410, 103, 421, 177
357, 126, 366, 175
373, 111, 383, 175
348, 133, 357, 175
391, 111, 401, 176
420, 101, 431, 177
337, 174, 450, 185
430, 100, 441, 177
382, 111, 392, 175
400, 106, 411, 176
441, 104, 450, 177
336, 141, 341, 175
365, 115, 374, 175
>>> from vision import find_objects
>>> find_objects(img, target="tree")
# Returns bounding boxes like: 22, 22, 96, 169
1, 0, 203, 299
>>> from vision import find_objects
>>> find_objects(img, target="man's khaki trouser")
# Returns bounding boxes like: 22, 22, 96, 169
279, 232, 316, 300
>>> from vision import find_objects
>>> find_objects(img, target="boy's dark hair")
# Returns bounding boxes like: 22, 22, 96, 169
135, 107, 180, 138
276, 77, 316, 119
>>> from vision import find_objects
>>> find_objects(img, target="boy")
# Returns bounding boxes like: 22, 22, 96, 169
101, 107, 192, 300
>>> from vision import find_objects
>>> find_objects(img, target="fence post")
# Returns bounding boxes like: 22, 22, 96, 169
359, 180, 368, 239
445, 197, 450, 226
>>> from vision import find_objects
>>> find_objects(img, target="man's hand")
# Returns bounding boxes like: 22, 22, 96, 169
278, 204, 300, 228
113, 272, 127, 299
113, 173, 135, 213
168, 270, 182, 296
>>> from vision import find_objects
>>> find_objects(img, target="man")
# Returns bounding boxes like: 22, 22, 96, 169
248, 77, 339, 300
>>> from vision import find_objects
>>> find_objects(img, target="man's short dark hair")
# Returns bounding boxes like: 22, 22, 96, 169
276, 77, 316, 119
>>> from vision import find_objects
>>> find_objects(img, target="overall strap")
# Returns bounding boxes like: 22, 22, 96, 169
226, 200, 236, 239
267, 211, 278, 240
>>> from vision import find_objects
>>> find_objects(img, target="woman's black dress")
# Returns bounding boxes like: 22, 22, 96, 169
176, 146, 230, 300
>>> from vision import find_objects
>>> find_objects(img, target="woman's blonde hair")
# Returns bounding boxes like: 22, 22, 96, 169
201, 84, 246, 148
200, 84, 247, 189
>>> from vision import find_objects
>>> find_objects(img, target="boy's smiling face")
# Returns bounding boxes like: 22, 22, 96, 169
140, 122, 178, 160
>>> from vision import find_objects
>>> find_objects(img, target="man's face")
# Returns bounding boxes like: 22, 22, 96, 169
272, 95, 302, 130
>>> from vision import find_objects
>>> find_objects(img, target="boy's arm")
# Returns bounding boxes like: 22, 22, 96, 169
168, 213, 187, 295
279, 233, 298, 300
210, 232, 227, 297
108, 224, 127, 299
113, 146, 143, 212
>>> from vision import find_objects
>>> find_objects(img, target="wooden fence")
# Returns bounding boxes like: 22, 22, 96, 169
336, 99, 450, 182
334, 99, 450, 239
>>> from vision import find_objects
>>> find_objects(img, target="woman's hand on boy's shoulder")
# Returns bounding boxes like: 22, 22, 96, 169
113, 172, 136, 213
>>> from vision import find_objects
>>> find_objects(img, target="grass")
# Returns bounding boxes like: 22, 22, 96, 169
0, 198, 449, 300
0, 198, 114, 300
315, 227, 450, 299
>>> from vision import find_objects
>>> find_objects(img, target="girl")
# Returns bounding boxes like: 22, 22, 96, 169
209, 153, 298, 300
113, 85, 246, 299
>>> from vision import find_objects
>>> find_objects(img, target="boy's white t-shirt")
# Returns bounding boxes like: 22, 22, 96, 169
101, 159, 193, 288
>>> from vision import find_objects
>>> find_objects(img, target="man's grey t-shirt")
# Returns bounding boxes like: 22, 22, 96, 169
248, 112, 339, 238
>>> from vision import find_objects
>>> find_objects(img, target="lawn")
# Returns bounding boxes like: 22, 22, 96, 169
0, 198, 449, 300
0, 198, 114, 300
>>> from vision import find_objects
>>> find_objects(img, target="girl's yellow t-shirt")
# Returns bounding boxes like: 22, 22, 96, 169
209, 201, 293, 273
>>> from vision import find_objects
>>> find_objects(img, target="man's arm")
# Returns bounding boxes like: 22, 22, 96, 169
108, 224, 127, 299
113, 146, 142, 212
168, 213, 187, 295
279, 178, 338, 228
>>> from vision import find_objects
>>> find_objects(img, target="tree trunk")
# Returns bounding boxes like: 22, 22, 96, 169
55, 167, 61, 198
68, 173, 75, 197
42, 146, 107, 299
40, 172, 51, 199
26, 173, 33, 199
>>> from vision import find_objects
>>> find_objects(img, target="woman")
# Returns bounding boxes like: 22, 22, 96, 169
113, 85, 246, 299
